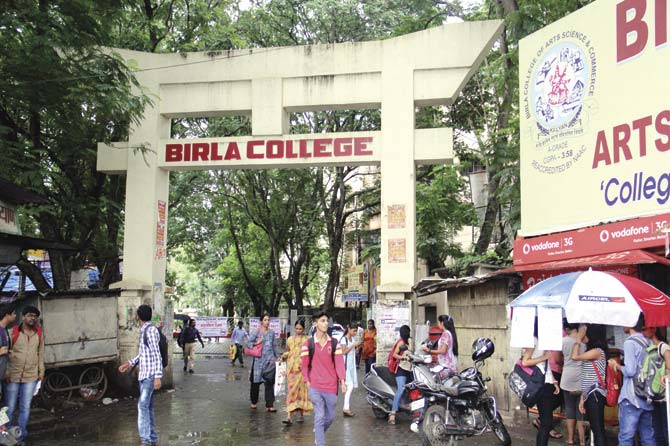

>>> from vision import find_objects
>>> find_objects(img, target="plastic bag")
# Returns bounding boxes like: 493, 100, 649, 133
274, 361, 287, 397
229, 344, 236, 360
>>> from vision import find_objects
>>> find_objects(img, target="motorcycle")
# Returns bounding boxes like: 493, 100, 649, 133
416, 337, 511, 446
362, 345, 433, 422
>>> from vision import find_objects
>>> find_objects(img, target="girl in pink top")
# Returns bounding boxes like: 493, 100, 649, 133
423, 314, 459, 376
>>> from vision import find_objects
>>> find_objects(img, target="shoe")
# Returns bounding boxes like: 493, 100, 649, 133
250, 404, 257, 409
231, 362, 235, 367
188, 369, 194, 374
240, 364, 245, 368
282, 419, 293, 425
343, 410, 355, 417
267, 407, 277, 413
549, 430, 563, 439
388, 413, 396, 425
183, 366, 187, 372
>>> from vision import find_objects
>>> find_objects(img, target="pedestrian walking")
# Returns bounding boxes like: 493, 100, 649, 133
249, 314, 279, 411
231, 320, 248, 367
571, 324, 608, 446
608, 314, 655, 446
118, 304, 163, 446
649, 328, 670, 446
388, 325, 412, 425
4, 305, 44, 442
561, 322, 586, 446
361, 319, 377, 374
340, 323, 361, 417
0, 304, 17, 386
521, 320, 559, 446
178, 318, 204, 373
281, 319, 312, 425
301, 312, 346, 446
422, 314, 459, 377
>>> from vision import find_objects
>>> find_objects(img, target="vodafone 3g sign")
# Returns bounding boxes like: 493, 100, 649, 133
520, 0, 670, 236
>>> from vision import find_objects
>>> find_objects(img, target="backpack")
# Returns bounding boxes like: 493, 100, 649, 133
12, 325, 43, 345
307, 337, 338, 375
143, 325, 169, 369
632, 337, 667, 402
592, 359, 622, 406
387, 340, 402, 374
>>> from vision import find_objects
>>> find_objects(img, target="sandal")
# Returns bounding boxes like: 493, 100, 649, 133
532, 419, 540, 430
549, 430, 563, 439
282, 419, 292, 425
250, 404, 257, 409
388, 413, 396, 425
267, 407, 277, 413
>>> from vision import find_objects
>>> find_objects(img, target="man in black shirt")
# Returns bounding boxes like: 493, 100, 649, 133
178, 319, 204, 373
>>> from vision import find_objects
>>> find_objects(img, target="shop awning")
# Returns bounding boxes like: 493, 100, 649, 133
499, 249, 670, 274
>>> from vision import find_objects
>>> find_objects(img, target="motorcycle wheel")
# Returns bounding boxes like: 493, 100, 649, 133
490, 412, 512, 446
372, 407, 388, 419
420, 405, 456, 446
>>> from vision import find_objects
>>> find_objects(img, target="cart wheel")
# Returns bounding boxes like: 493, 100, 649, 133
41, 371, 73, 406
78, 366, 108, 401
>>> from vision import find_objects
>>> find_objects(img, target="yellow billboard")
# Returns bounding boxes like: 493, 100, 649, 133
520, 0, 670, 236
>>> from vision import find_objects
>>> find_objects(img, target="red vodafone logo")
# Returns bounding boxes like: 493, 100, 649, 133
165, 137, 374, 163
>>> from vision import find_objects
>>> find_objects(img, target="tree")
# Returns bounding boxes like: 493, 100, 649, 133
0, 0, 150, 290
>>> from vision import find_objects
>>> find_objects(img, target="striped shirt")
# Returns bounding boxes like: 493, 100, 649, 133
581, 348, 606, 398
128, 322, 163, 380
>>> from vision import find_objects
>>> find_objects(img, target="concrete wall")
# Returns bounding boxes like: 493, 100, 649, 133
447, 277, 520, 412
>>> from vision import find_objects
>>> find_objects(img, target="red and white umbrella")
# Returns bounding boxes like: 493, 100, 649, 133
510, 269, 670, 327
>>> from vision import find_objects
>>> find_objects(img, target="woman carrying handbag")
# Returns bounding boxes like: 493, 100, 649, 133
249, 314, 280, 411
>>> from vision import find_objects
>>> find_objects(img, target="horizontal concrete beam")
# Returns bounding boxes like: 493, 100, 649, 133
160, 81, 251, 118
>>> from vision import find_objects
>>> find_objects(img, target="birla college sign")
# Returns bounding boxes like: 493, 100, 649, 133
97, 21, 502, 367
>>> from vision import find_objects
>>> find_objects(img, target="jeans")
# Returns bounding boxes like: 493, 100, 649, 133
584, 392, 606, 446
233, 343, 244, 365
138, 377, 158, 444
392, 374, 407, 412
535, 384, 556, 446
618, 399, 655, 446
654, 402, 669, 446
4, 380, 37, 440
309, 387, 337, 446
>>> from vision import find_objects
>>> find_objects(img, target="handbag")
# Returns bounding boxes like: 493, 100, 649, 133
508, 360, 546, 407
593, 360, 621, 407
274, 361, 287, 397
387, 340, 401, 374
245, 342, 262, 358
262, 362, 276, 382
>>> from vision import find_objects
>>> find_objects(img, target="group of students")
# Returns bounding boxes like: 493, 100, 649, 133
524, 315, 670, 446
242, 312, 376, 446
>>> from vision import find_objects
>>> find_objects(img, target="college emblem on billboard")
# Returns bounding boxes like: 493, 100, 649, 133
522, 32, 598, 175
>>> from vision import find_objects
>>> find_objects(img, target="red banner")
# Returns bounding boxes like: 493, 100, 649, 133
514, 214, 670, 265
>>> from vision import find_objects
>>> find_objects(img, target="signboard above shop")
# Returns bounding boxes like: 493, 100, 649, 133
519, 0, 670, 236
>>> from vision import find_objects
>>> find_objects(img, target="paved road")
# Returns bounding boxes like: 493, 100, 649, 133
30, 356, 547, 446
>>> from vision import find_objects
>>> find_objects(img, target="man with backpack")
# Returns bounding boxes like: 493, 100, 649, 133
301, 312, 346, 446
119, 305, 163, 446
4, 305, 43, 443
178, 318, 204, 373
607, 314, 655, 446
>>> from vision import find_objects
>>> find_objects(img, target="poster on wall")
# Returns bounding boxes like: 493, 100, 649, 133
155, 200, 167, 260
195, 317, 228, 337
269, 317, 281, 337
342, 264, 369, 302
249, 317, 260, 335
387, 204, 406, 229
375, 301, 410, 350
388, 239, 406, 263
519, 0, 670, 236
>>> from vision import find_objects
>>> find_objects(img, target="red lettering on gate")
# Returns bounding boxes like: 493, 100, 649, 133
225, 142, 241, 160
354, 137, 373, 156
247, 141, 264, 159
166, 144, 182, 162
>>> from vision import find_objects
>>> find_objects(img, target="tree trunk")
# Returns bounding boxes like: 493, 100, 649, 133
16, 256, 51, 292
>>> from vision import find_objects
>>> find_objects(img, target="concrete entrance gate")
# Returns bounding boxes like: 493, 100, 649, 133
97, 20, 502, 385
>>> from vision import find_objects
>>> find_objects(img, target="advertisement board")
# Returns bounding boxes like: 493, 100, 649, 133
520, 0, 670, 236
342, 264, 369, 302
194, 317, 228, 337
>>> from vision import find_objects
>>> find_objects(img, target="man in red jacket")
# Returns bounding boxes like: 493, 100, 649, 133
301, 312, 346, 446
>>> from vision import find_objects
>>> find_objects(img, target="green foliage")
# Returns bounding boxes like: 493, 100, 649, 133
443, 252, 512, 278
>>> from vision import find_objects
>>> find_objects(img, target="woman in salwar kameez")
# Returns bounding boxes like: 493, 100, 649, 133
281, 319, 312, 424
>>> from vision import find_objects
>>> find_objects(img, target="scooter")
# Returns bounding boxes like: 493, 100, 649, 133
362, 345, 433, 421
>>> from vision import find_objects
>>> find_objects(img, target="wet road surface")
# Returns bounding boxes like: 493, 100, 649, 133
31, 356, 543, 446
